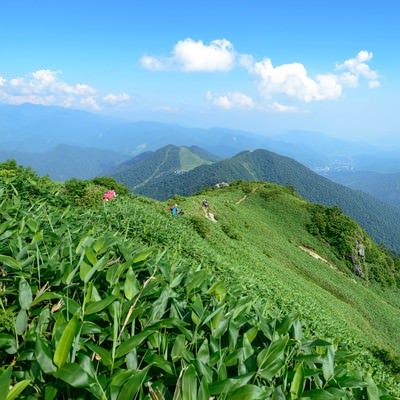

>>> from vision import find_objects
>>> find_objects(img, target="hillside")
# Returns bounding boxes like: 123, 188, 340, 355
0, 162, 399, 398
328, 170, 400, 208
115, 148, 400, 253
111, 145, 218, 191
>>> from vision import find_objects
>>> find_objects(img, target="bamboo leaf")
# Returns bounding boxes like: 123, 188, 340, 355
124, 267, 139, 300
15, 309, 28, 335
53, 314, 80, 368
116, 368, 149, 400
171, 334, 186, 362
18, 278, 32, 310
290, 363, 304, 399
0, 367, 12, 400
198, 377, 210, 400
6, 380, 31, 400
229, 384, 269, 400
182, 365, 197, 400
85, 295, 117, 315
35, 337, 57, 374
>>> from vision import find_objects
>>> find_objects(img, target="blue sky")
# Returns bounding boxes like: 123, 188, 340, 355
1, 0, 399, 140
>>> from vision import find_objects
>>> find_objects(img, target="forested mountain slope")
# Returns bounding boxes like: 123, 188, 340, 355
124, 148, 400, 253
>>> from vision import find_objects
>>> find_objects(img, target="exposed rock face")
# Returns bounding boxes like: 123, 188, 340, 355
350, 240, 365, 278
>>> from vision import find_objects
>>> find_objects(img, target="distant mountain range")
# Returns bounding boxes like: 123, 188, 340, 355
2, 103, 400, 179
111, 145, 400, 252
0, 144, 129, 181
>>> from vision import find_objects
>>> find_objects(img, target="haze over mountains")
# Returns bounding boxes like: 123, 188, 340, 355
2, 104, 400, 182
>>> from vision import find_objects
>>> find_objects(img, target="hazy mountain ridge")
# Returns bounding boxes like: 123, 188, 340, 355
0, 144, 130, 181
111, 144, 217, 190
114, 147, 400, 252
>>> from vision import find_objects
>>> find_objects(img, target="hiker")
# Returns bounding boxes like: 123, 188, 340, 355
170, 204, 179, 216
202, 199, 208, 209
103, 188, 117, 202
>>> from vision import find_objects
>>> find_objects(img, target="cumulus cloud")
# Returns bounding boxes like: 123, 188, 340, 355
271, 102, 299, 113
207, 91, 255, 110
0, 70, 130, 110
337, 50, 380, 88
243, 50, 379, 103
244, 59, 342, 102
140, 38, 235, 72
102, 93, 130, 104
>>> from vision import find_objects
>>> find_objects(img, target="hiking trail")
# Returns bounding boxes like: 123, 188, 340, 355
235, 186, 259, 205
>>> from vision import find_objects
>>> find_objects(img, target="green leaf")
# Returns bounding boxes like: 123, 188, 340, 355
145, 353, 174, 375
116, 328, 157, 358
209, 374, 254, 395
18, 278, 32, 310
322, 345, 335, 382
182, 365, 197, 400
272, 386, 286, 400
116, 368, 149, 400
366, 374, 380, 400
124, 267, 139, 300
132, 247, 154, 264
0, 334, 17, 355
171, 334, 186, 362
0, 255, 21, 270
83, 255, 107, 284
84, 246, 98, 266
257, 335, 289, 380
53, 314, 80, 368
290, 363, 304, 399
0, 367, 12, 400
53, 363, 93, 388
228, 384, 269, 400
198, 377, 210, 400
6, 379, 31, 400
35, 337, 57, 374
85, 343, 112, 367
197, 339, 210, 365
15, 309, 28, 335
85, 295, 117, 315
301, 389, 336, 399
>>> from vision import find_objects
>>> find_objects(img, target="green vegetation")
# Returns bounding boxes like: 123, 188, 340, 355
1, 162, 400, 398
112, 145, 216, 192
119, 148, 400, 254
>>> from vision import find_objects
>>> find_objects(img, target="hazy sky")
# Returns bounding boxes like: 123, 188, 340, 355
1, 0, 399, 139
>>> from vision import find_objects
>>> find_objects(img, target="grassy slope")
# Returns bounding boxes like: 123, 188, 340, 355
160, 184, 400, 385
179, 147, 213, 170
97, 182, 400, 390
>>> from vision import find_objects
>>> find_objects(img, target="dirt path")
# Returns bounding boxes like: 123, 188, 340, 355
206, 211, 217, 222
298, 245, 336, 269
235, 186, 258, 205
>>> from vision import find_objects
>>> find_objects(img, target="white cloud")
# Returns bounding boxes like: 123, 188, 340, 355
102, 93, 130, 104
0, 70, 129, 110
243, 50, 378, 103
0, 76, 6, 86
337, 50, 380, 88
139, 55, 167, 71
271, 102, 299, 113
245, 59, 342, 102
207, 91, 255, 109
140, 38, 235, 72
